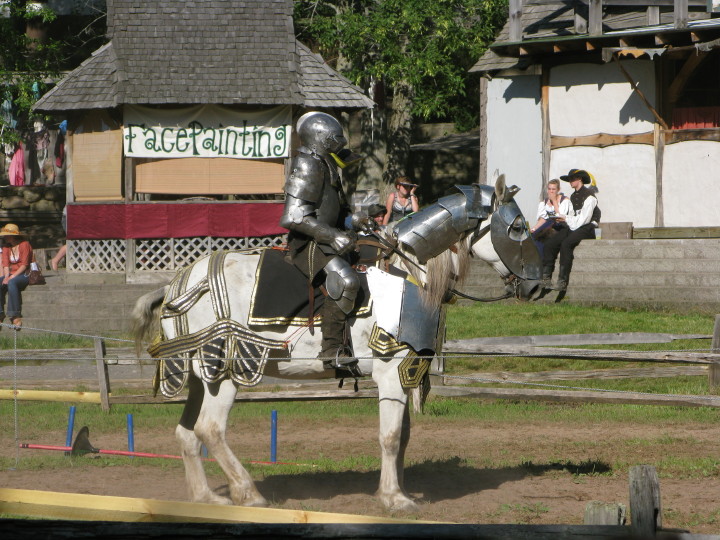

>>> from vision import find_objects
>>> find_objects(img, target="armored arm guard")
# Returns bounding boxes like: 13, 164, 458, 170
280, 154, 355, 255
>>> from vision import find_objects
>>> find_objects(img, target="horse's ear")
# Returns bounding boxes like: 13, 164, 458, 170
494, 174, 506, 202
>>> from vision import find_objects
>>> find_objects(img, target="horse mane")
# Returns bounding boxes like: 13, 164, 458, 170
402, 236, 471, 310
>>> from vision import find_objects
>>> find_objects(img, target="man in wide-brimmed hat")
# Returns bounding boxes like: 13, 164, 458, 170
0, 223, 33, 328
537, 169, 601, 302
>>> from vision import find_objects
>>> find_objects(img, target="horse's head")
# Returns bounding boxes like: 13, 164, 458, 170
391, 174, 541, 302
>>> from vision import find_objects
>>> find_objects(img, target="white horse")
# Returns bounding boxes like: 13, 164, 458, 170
132, 176, 541, 512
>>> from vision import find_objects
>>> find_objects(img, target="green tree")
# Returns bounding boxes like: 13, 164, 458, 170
0, 0, 106, 146
295, 0, 507, 183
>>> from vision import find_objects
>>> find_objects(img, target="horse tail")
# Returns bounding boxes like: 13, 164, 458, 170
131, 286, 168, 357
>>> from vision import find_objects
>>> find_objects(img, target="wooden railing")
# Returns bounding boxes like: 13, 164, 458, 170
509, 0, 712, 42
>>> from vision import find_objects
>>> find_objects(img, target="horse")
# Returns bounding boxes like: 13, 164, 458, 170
131, 175, 542, 512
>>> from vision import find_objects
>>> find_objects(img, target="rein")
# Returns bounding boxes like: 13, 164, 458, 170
358, 224, 516, 304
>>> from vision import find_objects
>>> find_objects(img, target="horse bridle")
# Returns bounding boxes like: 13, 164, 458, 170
360, 223, 515, 304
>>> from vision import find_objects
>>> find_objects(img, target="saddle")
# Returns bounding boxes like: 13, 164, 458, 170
247, 248, 372, 327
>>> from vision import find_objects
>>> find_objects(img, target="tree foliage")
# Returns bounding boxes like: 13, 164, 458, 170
0, 0, 106, 145
295, 0, 507, 131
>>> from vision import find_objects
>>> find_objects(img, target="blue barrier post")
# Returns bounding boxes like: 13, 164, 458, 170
64, 406, 76, 455
201, 444, 208, 458
270, 410, 278, 463
127, 414, 135, 457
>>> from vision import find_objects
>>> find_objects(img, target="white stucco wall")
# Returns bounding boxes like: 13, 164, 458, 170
550, 61, 656, 136
485, 75, 543, 222
549, 61, 657, 226
550, 145, 656, 227
663, 141, 720, 226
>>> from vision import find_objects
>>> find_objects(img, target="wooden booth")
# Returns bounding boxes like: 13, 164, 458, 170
33, 0, 373, 280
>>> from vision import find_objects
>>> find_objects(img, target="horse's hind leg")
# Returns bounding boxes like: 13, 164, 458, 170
176, 372, 233, 504
373, 356, 418, 512
193, 377, 267, 507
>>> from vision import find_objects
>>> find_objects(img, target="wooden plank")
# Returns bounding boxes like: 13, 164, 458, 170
632, 226, 720, 238
710, 315, 720, 393
110, 388, 380, 405
550, 132, 654, 149
445, 332, 710, 348
584, 501, 626, 525
541, 65, 551, 199
0, 518, 635, 540
445, 366, 707, 385
94, 338, 110, 412
665, 128, 720, 144
441, 344, 720, 365
431, 386, 720, 408
629, 465, 662, 536
0, 389, 101, 403
0, 488, 434, 525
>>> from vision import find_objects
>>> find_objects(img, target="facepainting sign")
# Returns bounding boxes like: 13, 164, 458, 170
123, 105, 291, 159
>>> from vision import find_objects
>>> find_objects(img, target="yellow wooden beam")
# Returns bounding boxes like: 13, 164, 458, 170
0, 389, 102, 403
0, 488, 445, 524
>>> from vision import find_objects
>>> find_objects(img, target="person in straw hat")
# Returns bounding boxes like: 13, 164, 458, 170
0, 223, 33, 328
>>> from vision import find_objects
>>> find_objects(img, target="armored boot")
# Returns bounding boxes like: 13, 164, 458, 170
318, 299, 356, 369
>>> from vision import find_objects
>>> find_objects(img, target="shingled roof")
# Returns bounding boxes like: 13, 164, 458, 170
34, 0, 373, 112
471, 1, 720, 73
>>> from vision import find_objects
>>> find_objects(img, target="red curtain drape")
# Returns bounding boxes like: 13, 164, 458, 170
67, 203, 287, 239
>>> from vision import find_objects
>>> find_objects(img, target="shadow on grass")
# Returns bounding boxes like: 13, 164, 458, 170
220, 457, 612, 504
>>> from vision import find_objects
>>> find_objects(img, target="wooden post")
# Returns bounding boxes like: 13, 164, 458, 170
710, 315, 720, 393
647, 6, 660, 26
589, 0, 603, 36
629, 465, 662, 537
584, 501, 626, 525
509, 0, 522, 42
95, 338, 111, 412
674, 0, 689, 29
654, 124, 665, 227
478, 75, 488, 184
541, 65, 551, 200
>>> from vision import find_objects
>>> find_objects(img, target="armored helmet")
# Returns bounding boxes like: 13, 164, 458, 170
296, 112, 347, 157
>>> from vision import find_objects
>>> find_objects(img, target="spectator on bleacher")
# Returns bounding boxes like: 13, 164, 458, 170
538, 169, 601, 301
0, 223, 33, 329
530, 178, 571, 258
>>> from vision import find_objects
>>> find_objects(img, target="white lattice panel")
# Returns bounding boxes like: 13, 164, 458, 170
68, 236, 285, 273
173, 237, 211, 267
135, 239, 173, 271
68, 239, 126, 273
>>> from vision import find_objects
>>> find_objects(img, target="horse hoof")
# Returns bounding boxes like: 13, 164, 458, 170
196, 493, 233, 505
378, 492, 418, 513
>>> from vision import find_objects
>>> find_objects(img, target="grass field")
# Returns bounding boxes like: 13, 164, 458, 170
1, 302, 719, 530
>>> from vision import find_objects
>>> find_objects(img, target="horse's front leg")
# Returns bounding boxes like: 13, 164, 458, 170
193, 376, 267, 507
372, 355, 418, 512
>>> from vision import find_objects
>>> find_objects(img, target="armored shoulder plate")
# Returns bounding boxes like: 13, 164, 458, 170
284, 153, 325, 203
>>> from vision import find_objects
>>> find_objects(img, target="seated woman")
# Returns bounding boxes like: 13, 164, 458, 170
0, 223, 33, 329
383, 176, 419, 225
530, 179, 571, 258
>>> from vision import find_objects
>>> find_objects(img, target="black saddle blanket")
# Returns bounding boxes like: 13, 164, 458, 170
248, 249, 370, 327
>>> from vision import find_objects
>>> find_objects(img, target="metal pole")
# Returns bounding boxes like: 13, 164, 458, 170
127, 414, 134, 457
65, 406, 76, 447
270, 410, 278, 463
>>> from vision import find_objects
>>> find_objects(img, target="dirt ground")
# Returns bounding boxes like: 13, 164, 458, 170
2, 412, 719, 534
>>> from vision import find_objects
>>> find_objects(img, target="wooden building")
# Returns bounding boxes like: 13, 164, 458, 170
33, 0, 373, 280
471, 0, 720, 232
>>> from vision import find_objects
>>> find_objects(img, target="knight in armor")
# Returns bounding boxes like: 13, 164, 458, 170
279, 112, 360, 368
539, 169, 601, 300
